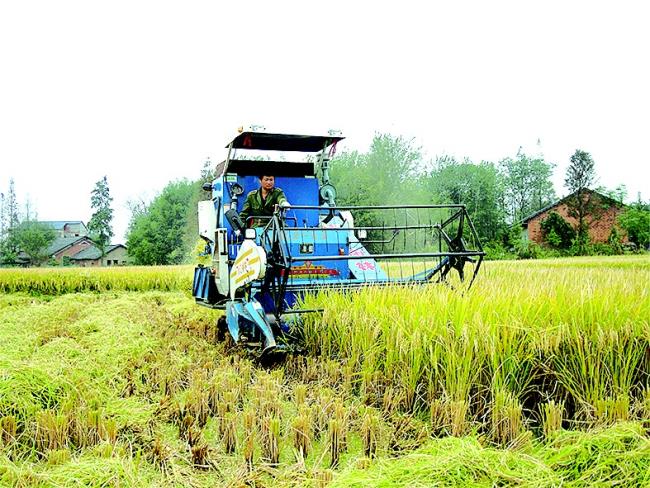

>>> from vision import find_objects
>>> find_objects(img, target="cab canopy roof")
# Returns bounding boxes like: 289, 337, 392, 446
217, 131, 345, 177
226, 131, 344, 152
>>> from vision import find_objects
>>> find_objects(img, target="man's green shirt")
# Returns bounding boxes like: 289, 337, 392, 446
239, 187, 288, 227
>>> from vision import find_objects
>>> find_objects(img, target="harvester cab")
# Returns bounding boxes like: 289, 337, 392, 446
192, 127, 485, 355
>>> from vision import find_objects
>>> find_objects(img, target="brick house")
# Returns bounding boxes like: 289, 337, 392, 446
70, 244, 129, 267
47, 236, 95, 262
40, 221, 89, 238
521, 189, 626, 245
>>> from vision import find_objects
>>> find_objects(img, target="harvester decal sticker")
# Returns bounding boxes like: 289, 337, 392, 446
348, 241, 389, 280
229, 240, 266, 299
290, 261, 340, 278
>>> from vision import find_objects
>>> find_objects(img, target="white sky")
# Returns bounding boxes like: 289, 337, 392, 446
1, 1, 648, 242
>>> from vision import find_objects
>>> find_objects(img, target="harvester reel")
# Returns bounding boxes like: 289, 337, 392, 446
437, 213, 477, 284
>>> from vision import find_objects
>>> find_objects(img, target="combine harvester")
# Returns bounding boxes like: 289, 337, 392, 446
192, 127, 485, 355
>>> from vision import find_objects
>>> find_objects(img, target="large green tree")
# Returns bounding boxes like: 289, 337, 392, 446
126, 180, 194, 265
0, 179, 21, 264
88, 176, 114, 256
426, 157, 507, 242
330, 134, 426, 206
618, 201, 650, 250
8, 220, 55, 266
564, 149, 598, 253
0, 191, 6, 243
328, 135, 429, 252
499, 149, 555, 223
6, 179, 19, 231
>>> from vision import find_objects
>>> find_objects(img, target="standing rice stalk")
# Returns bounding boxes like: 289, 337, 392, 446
594, 395, 631, 425
84, 408, 103, 447
490, 388, 525, 446
151, 436, 171, 471
552, 329, 644, 424
291, 407, 312, 462
179, 414, 194, 441
294, 384, 308, 408
35, 410, 69, 452
636, 387, 650, 429
313, 469, 334, 488
222, 412, 237, 454
261, 415, 281, 466
361, 410, 381, 459
1, 416, 17, 447
429, 397, 447, 436
328, 417, 342, 468
191, 442, 210, 469
448, 399, 470, 437
333, 401, 348, 453
242, 409, 255, 471
46, 449, 71, 466
314, 389, 334, 440
541, 400, 564, 439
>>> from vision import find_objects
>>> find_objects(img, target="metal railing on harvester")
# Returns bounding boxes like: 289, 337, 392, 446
258, 204, 485, 316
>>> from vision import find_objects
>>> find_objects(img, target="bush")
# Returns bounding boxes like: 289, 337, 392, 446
514, 241, 542, 259
535, 247, 565, 259
607, 227, 624, 254
540, 212, 575, 249
618, 204, 650, 250
586, 243, 618, 256
484, 241, 515, 261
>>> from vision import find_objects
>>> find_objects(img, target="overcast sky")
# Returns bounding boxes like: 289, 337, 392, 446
1, 1, 648, 241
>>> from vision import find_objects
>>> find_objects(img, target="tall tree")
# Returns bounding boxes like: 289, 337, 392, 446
331, 134, 426, 207
23, 196, 36, 221
6, 179, 19, 231
499, 149, 555, 223
618, 200, 650, 250
426, 157, 507, 242
565, 149, 596, 192
0, 191, 6, 242
88, 176, 114, 257
126, 180, 194, 265
564, 149, 597, 252
0, 180, 21, 263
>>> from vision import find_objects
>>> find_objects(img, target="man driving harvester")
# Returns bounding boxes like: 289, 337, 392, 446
239, 175, 290, 227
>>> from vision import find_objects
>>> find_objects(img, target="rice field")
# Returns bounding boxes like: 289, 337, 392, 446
302, 256, 650, 431
0, 265, 192, 295
0, 255, 648, 486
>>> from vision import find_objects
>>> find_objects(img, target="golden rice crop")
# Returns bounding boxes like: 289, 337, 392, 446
301, 255, 650, 429
0, 265, 192, 295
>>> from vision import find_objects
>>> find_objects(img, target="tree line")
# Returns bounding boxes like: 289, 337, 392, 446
124, 134, 648, 265
6, 133, 644, 267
